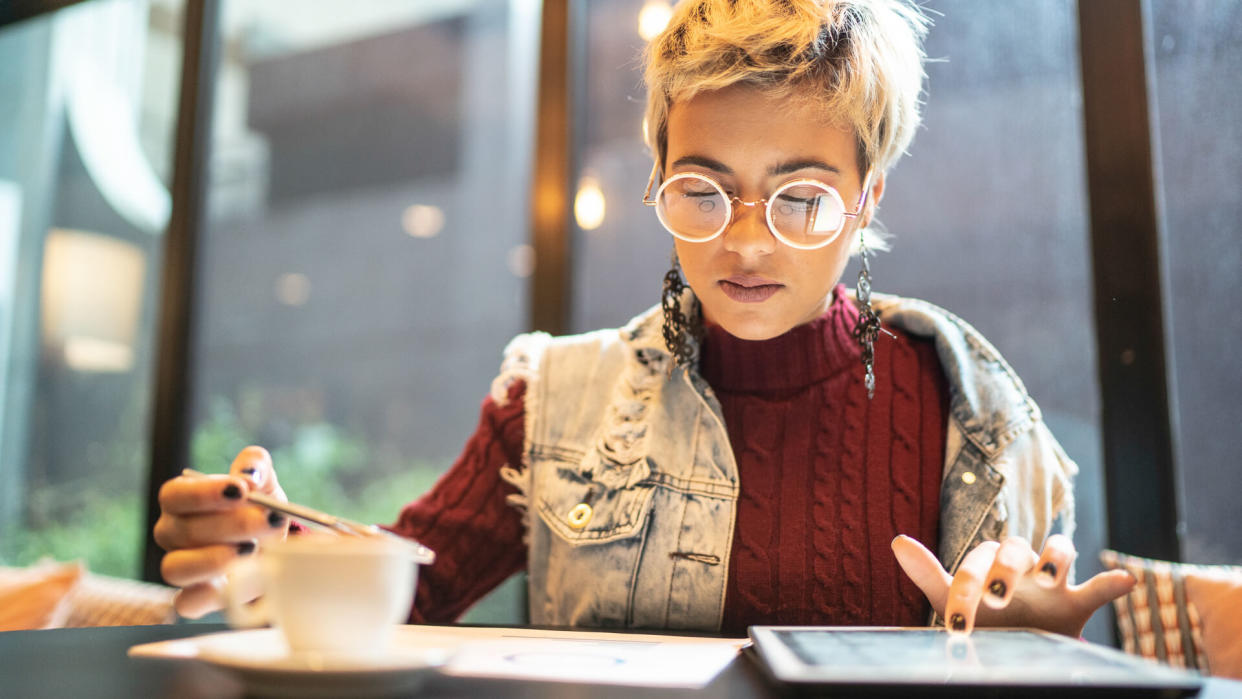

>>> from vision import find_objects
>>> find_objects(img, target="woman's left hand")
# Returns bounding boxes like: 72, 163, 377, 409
892, 534, 1136, 637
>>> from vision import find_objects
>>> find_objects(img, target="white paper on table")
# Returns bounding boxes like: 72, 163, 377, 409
129, 625, 746, 688
438, 628, 746, 688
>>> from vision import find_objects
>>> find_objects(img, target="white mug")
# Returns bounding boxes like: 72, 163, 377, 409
225, 533, 424, 658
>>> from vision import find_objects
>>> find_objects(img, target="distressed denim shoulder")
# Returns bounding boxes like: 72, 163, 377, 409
495, 290, 1077, 630
495, 293, 739, 630
871, 293, 1078, 575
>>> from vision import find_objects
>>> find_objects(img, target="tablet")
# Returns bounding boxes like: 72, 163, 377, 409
749, 627, 1202, 697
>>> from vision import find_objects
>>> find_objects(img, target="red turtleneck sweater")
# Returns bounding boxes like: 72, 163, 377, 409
390, 286, 948, 632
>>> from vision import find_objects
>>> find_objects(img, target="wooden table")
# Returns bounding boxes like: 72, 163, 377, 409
3, 623, 1239, 698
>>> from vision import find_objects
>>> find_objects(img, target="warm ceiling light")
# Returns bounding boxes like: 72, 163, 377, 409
275, 273, 311, 307
507, 244, 535, 279
574, 177, 606, 231
41, 228, 145, 373
638, 1, 674, 41
402, 204, 445, 239
64, 337, 133, 373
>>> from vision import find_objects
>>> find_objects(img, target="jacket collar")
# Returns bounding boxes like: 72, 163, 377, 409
869, 292, 1039, 459
619, 288, 1038, 460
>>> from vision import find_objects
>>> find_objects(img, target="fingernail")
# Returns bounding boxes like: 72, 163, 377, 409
237, 541, 256, 555
268, 511, 285, 528
1041, 562, 1057, 579
949, 613, 966, 632
988, 579, 1007, 599
222, 484, 242, 500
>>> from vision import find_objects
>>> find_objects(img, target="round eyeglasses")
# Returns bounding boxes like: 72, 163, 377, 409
642, 166, 873, 250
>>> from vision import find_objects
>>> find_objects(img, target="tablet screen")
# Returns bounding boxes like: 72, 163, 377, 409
750, 627, 1202, 693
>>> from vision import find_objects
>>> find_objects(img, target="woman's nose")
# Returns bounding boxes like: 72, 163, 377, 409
722, 201, 776, 257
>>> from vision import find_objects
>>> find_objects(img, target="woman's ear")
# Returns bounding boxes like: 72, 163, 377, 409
860, 172, 886, 229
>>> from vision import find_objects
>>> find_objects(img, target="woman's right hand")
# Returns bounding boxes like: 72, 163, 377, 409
154, 446, 291, 618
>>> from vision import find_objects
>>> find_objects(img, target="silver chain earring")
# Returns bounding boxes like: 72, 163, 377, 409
661, 249, 701, 370
853, 230, 884, 399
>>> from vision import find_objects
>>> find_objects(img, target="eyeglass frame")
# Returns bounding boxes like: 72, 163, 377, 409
641, 161, 874, 250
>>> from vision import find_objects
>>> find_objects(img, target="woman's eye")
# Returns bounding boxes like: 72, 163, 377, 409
776, 194, 814, 207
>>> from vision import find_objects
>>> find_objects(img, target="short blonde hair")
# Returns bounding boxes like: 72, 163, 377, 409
643, 0, 929, 178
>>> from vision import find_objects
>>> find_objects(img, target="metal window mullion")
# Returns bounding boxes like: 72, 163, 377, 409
1077, 0, 1182, 561
528, 0, 574, 335
141, 0, 219, 583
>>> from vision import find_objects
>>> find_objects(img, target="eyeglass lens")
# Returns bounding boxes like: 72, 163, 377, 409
655, 175, 848, 247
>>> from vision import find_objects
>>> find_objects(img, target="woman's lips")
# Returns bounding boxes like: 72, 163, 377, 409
719, 276, 783, 303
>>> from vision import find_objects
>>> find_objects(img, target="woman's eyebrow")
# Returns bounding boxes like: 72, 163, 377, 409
768, 159, 841, 176
670, 155, 733, 174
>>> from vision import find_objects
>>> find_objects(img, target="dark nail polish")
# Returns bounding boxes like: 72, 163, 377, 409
1041, 562, 1058, 578
240, 467, 257, 476
222, 484, 242, 500
236, 541, 256, 555
950, 613, 966, 632
988, 579, 1007, 599
268, 511, 285, 528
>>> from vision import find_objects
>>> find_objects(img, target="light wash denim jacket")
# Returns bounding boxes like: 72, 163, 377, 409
491, 291, 1078, 630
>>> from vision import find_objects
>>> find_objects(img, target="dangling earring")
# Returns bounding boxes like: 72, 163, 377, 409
661, 249, 700, 370
853, 228, 882, 399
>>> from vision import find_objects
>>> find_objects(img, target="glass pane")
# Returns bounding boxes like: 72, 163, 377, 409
570, 0, 668, 331
882, 2, 1108, 642
1148, 1, 1242, 565
0, 0, 182, 578
191, 0, 538, 622
570, 0, 1110, 641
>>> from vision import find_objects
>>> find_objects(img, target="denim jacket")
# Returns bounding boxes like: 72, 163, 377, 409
492, 291, 1078, 630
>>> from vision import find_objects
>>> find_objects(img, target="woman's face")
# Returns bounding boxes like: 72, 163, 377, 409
665, 84, 884, 341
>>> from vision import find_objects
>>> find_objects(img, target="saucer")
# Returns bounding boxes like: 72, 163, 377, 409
188, 628, 447, 698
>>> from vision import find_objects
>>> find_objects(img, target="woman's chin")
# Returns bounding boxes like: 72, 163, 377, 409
703, 309, 792, 341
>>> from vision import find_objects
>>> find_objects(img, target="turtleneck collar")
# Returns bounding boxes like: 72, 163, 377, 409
699, 284, 862, 393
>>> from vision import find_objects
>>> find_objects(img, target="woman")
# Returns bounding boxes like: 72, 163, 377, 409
155, 0, 1134, 637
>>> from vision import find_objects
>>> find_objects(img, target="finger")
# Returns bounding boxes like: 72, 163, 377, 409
158, 473, 252, 516
160, 542, 257, 588
1073, 569, 1137, 612
982, 537, 1039, 609
154, 506, 286, 550
944, 540, 1000, 634
229, 446, 281, 496
891, 534, 952, 615
173, 578, 226, 619
1035, 533, 1077, 588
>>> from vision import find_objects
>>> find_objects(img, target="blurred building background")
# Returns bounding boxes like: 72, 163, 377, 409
0, 0, 1238, 634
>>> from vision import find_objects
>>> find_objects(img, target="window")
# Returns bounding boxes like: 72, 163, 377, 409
1149, 0, 1242, 565
188, 0, 539, 622
0, 0, 183, 577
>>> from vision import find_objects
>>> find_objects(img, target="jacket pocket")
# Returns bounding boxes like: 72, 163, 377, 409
533, 447, 656, 546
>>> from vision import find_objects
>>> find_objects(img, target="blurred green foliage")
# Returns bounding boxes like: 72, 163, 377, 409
2, 492, 145, 579
191, 397, 443, 525
1, 396, 444, 579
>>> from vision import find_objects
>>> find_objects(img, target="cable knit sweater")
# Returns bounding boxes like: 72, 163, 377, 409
389, 286, 948, 632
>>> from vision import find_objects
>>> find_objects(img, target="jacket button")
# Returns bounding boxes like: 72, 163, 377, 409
961, 471, 977, 485
567, 503, 593, 529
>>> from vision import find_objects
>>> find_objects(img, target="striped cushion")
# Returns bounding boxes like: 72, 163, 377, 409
1101, 549, 1242, 678
0, 561, 175, 629
62, 573, 175, 627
